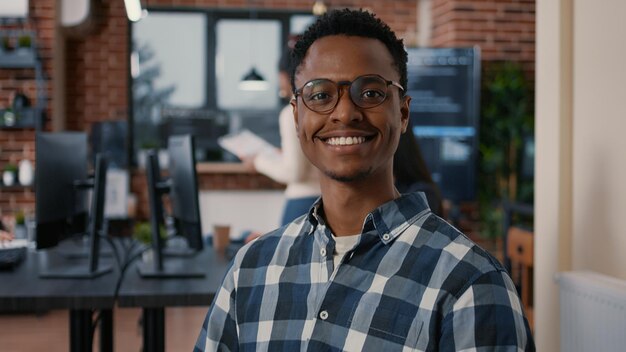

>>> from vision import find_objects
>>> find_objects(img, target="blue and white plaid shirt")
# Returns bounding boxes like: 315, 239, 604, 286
195, 193, 534, 351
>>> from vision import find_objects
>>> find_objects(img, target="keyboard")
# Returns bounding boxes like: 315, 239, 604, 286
0, 246, 26, 270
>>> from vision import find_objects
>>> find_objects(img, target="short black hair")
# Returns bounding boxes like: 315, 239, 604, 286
289, 8, 408, 94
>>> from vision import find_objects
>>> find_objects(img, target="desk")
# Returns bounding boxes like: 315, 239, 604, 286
117, 248, 231, 352
0, 248, 119, 352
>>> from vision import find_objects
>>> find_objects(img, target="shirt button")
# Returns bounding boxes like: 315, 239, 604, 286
320, 248, 327, 256
382, 233, 391, 241
319, 310, 329, 320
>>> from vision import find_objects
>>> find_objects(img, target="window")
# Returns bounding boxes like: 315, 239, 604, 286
130, 9, 311, 163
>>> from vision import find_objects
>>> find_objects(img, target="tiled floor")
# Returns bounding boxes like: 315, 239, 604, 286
0, 306, 209, 352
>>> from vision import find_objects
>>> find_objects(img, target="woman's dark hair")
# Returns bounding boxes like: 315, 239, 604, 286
394, 120, 444, 216
289, 8, 407, 93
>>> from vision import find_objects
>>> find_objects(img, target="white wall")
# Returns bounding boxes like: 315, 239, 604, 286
199, 190, 284, 240
535, 0, 626, 350
571, 0, 626, 278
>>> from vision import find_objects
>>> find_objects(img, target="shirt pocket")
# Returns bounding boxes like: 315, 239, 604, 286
348, 301, 424, 350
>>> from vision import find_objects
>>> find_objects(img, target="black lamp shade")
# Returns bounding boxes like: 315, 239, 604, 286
239, 67, 269, 91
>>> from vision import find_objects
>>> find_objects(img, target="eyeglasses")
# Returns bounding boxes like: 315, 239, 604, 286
293, 74, 404, 114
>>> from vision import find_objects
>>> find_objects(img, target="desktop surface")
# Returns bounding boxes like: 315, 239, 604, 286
117, 247, 231, 308
0, 247, 119, 312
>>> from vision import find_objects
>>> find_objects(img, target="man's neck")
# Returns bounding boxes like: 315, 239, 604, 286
319, 175, 399, 237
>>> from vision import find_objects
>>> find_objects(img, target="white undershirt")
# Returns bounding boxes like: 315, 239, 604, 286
332, 234, 360, 268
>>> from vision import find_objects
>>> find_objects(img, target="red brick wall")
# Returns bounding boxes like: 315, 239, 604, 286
0, 1, 56, 216
432, 0, 535, 75
65, 0, 129, 131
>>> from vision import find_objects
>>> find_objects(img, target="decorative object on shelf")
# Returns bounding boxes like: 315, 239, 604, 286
2, 163, 18, 186
13, 210, 26, 240
12, 90, 30, 110
0, 35, 12, 53
10, 90, 31, 125
2, 109, 16, 126
18, 158, 33, 186
16, 34, 31, 55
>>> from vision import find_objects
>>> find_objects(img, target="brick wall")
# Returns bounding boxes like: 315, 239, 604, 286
0, 1, 56, 217
65, 0, 129, 131
432, 0, 535, 75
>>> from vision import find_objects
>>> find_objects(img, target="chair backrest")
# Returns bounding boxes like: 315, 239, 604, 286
506, 226, 534, 329
507, 227, 534, 266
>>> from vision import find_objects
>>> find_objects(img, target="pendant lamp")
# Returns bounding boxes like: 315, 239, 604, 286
239, 8, 268, 91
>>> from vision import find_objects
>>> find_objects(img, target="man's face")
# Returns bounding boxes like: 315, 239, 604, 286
292, 35, 410, 183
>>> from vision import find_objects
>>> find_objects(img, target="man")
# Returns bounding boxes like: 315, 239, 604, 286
196, 9, 534, 351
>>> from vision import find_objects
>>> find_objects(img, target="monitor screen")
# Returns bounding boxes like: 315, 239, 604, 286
406, 47, 481, 202
137, 147, 204, 278
35, 132, 89, 250
38, 153, 113, 278
168, 135, 203, 251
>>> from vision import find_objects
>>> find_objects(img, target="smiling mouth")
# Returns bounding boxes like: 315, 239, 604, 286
322, 136, 373, 146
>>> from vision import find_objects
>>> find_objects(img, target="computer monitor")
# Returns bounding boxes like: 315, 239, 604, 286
38, 153, 113, 278
35, 132, 89, 250
167, 134, 204, 253
136, 138, 205, 278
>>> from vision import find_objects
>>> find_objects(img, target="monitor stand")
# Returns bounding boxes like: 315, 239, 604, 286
162, 236, 197, 257
39, 264, 113, 279
162, 247, 197, 257
136, 257, 205, 279
56, 236, 113, 259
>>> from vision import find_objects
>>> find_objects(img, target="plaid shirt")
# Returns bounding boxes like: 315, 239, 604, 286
195, 193, 534, 351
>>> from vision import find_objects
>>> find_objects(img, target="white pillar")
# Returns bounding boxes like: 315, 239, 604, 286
535, 0, 574, 351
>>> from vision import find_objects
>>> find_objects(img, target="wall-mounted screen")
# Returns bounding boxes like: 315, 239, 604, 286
406, 47, 480, 202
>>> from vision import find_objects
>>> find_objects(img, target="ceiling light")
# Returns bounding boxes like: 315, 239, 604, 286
124, 0, 143, 22
239, 67, 269, 91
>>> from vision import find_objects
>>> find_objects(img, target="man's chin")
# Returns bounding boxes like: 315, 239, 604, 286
324, 168, 372, 183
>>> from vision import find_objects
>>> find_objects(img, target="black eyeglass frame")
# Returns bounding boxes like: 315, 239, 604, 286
293, 74, 405, 114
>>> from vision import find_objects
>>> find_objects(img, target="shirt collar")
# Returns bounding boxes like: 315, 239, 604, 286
305, 192, 431, 244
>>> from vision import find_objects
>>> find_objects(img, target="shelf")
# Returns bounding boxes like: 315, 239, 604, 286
0, 49, 36, 68
0, 184, 33, 191
0, 108, 42, 129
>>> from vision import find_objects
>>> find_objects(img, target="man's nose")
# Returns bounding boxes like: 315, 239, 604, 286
330, 87, 363, 123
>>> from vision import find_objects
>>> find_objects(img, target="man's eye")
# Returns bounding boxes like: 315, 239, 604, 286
361, 89, 384, 99
309, 92, 332, 101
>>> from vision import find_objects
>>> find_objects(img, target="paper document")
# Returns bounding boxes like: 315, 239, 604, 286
218, 129, 279, 158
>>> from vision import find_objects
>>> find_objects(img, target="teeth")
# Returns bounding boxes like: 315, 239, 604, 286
325, 136, 366, 146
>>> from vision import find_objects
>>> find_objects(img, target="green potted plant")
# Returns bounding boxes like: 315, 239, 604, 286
0, 36, 12, 53
13, 210, 26, 239
16, 35, 32, 57
133, 221, 167, 262
2, 163, 18, 186
478, 62, 534, 240
16, 35, 31, 55
17, 35, 31, 49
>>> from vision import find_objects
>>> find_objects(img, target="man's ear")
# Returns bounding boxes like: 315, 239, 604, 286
400, 95, 411, 133
291, 98, 300, 132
